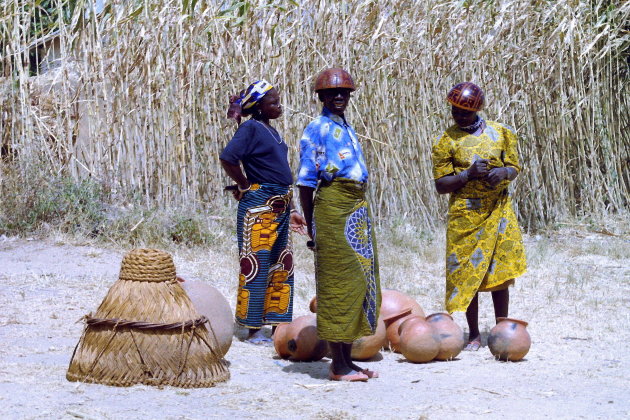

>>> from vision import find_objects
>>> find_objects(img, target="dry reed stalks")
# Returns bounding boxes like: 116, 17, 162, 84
1, 0, 628, 230
66, 248, 230, 387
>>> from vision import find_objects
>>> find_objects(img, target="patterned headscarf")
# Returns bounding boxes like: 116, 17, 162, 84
239, 80, 273, 109
227, 80, 273, 125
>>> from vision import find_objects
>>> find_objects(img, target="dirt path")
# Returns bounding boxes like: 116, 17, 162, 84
0, 230, 628, 419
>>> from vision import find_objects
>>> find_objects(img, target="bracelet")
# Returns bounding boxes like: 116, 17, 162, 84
290, 209, 298, 214
238, 184, 251, 193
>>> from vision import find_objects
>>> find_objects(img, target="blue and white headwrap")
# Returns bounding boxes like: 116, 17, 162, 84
237, 80, 273, 110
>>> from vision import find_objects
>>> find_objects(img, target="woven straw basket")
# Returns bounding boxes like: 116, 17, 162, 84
66, 248, 230, 387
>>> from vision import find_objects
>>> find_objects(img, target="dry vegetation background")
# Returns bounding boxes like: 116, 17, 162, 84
1, 0, 629, 236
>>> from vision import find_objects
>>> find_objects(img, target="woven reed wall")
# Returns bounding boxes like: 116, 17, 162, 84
1, 0, 628, 229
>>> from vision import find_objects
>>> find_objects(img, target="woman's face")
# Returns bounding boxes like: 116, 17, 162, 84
319, 88, 352, 116
258, 88, 282, 120
451, 105, 477, 127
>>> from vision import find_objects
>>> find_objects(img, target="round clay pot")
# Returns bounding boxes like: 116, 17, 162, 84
383, 308, 413, 353
425, 312, 464, 361
309, 296, 317, 313
286, 315, 328, 362
399, 318, 440, 363
488, 317, 531, 361
380, 289, 426, 320
398, 315, 428, 336
380, 290, 425, 352
273, 322, 292, 359
351, 316, 387, 361
179, 279, 233, 358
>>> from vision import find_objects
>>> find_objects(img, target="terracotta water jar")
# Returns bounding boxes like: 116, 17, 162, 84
380, 289, 426, 320
383, 308, 412, 352
381, 290, 425, 351
488, 317, 531, 361
398, 318, 440, 363
179, 278, 233, 358
351, 316, 387, 360
286, 315, 328, 362
425, 312, 464, 361
398, 315, 427, 336
273, 322, 292, 359
309, 296, 317, 313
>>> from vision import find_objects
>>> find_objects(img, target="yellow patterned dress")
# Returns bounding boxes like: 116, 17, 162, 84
432, 121, 527, 313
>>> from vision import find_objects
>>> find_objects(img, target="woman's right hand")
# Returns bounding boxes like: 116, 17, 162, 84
231, 183, 251, 201
467, 159, 490, 179
231, 190, 246, 201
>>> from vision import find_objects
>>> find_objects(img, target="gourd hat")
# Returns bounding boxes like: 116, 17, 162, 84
447, 82, 485, 111
314, 68, 356, 92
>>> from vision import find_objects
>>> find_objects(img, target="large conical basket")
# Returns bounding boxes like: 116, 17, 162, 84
66, 248, 230, 387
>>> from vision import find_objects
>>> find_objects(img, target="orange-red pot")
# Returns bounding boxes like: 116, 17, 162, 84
488, 317, 531, 361
399, 318, 440, 363
309, 296, 317, 313
425, 312, 464, 361
286, 315, 328, 362
351, 316, 387, 360
273, 322, 292, 359
380, 289, 426, 320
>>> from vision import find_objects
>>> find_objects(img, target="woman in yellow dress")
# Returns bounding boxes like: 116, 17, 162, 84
431, 82, 527, 351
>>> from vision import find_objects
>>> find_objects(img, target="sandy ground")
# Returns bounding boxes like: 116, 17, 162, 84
0, 224, 629, 420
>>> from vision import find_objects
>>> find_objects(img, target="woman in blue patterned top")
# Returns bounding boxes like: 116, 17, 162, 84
297, 68, 381, 382
221, 80, 307, 345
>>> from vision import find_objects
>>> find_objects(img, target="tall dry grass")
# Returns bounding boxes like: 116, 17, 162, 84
1, 0, 629, 231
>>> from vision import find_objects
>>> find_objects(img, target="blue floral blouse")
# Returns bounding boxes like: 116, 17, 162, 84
296, 107, 369, 188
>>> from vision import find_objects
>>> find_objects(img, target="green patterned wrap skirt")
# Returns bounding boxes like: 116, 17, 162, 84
313, 178, 381, 342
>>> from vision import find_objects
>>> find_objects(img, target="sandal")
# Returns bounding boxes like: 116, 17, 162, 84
328, 367, 368, 382
246, 330, 272, 345
246, 336, 272, 345
464, 338, 481, 351
360, 369, 379, 379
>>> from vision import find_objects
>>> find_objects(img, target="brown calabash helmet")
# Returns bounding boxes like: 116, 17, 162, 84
314, 68, 356, 92
447, 82, 485, 111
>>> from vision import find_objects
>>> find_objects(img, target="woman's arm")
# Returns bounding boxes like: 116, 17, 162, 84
298, 186, 315, 245
434, 159, 490, 194
288, 198, 307, 235
486, 166, 518, 187
220, 159, 250, 200
435, 172, 469, 194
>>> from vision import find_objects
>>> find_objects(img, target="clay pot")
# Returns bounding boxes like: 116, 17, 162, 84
286, 315, 328, 362
380, 290, 425, 352
309, 296, 317, 313
351, 316, 387, 361
179, 279, 233, 358
398, 318, 440, 363
488, 317, 531, 361
398, 315, 428, 336
380, 289, 426, 320
273, 323, 292, 359
425, 313, 464, 361
383, 308, 413, 352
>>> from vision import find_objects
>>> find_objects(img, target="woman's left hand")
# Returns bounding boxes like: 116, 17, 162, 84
485, 167, 508, 187
289, 211, 308, 235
